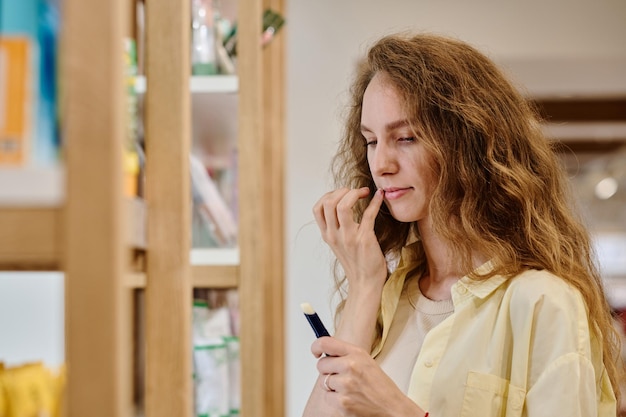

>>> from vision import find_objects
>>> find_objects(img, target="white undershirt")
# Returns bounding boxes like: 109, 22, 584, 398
374, 277, 455, 394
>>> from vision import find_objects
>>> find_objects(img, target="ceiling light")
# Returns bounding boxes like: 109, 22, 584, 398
595, 177, 618, 200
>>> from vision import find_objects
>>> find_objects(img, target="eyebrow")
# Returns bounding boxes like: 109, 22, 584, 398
360, 119, 410, 134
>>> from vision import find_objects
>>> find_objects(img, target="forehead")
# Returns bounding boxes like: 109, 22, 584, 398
361, 73, 409, 130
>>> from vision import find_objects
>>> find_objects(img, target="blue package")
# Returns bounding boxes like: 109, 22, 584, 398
0, 0, 60, 165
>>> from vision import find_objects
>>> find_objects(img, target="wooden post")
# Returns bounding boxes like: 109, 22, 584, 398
237, 0, 268, 416
143, 0, 193, 416
262, 0, 286, 416
62, 0, 133, 415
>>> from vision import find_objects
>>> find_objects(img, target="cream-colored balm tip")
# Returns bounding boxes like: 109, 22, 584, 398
300, 302, 315, 315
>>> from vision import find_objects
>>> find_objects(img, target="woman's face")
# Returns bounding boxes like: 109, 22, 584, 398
361, 73, 436, 223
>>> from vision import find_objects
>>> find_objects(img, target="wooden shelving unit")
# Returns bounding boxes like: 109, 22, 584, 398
0, 166, 65, 206
0, 0, 285, 416
135, 75, 239, 95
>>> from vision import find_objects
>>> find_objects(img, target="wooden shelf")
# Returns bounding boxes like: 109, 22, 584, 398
192, 264, 238, 288
3, 0, 286, 415
0, 166, 65, 206
124, 264, 238, 289
124, 271, 147, 288
190, 248, 239, 287
127, 198, 147, 249
190, 247, 239, 265
0, 199, 147, 270
134, 75, 238, 95
0, 207, 61, 270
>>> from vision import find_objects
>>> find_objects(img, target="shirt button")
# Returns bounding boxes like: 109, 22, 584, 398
424, 360, 434, 368
457, 286, 467, 295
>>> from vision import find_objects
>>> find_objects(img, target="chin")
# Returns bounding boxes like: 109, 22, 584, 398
388, 210, 420, 223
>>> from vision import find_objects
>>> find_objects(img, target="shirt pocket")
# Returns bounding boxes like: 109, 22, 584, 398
460, 371, 526, 417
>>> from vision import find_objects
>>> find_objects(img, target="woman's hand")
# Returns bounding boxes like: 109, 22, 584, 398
311, 336, 425, 417
312, 187, 387, 350
312, 187, 387, 294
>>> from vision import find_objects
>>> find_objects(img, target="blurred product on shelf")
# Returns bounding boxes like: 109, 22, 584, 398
213, 8, 236, 75
192, 289, 241, 416
191, 0, 219, 75
124, 37, 142, 197
222, 8, 285, 58
190, 152, 238, 248
260, 8, 285, 47
0, 362, 65, 417
0, 0, 60, 167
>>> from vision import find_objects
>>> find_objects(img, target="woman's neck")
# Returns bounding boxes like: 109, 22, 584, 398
416, 218, 487, 301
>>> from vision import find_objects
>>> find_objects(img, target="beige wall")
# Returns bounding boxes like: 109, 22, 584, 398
285, 1, 626, 416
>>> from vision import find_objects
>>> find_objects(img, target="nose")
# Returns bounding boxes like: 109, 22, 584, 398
369, 142, 398, 177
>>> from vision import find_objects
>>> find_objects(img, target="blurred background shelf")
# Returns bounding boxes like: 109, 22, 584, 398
0, 166, 65, 206
192, 264, 238, 288
134, 75, 239, 94
190, 247, 239, 288
0, 199, 147, 270
500, 57, 626, 100
1, 0, 285, 414
122, 266, 238, 289
190, 247, 239, 264
0, 207, 61, 270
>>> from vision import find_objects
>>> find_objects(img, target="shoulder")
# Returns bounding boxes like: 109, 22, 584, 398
506, 269, 583, 305
503, 269, 588, 326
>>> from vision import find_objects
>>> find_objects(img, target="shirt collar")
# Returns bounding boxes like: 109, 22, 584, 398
373, 254, 507, 357
453, 260, 508, 301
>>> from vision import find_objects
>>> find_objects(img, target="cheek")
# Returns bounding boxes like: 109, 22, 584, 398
409, 158, 434, 185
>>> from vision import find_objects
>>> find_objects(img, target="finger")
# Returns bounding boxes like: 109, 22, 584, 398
322, 201, 339, 230
335, 187, 370, 228
316, 354, 342, 375
312, 197, 328, 231
313, 190, 337, 231
360, 188, 384, 230
318, 189, 351, 231
311, 336, 328, 358
312, 336, 352, 358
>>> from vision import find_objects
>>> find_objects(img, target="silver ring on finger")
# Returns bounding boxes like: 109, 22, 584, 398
323, 373, 335, 392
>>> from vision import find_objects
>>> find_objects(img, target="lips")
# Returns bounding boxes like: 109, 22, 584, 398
382, 187, 412, 200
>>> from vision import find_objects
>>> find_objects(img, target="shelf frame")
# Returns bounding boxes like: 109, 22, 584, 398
0, 1, 287, 416
123, 265, 238, 289
143, 0, 193, 416
62, 0, 134, 415
0, 199, 146, 272
0, 207, 61, 270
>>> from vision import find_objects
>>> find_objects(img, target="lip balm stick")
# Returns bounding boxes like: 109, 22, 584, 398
300, 302, 331, 338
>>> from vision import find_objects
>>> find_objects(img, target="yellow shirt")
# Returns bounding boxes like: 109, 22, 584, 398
372, 259, 617, 417
375, 277, 454, 393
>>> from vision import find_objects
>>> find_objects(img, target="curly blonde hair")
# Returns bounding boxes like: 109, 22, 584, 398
331, 32, 622, 403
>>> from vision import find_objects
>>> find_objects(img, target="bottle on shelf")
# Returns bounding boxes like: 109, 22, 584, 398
191, 0, 218, 75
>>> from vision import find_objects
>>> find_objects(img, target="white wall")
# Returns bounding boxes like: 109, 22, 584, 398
285, 1, 626, 416
0, 272, 64, 369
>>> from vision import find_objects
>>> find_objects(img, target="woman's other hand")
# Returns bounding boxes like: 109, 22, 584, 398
311, 336, 425, 417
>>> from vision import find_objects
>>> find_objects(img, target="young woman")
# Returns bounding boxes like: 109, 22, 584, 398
304, 33, 622, 417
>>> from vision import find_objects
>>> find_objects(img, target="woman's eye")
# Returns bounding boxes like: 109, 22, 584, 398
399, 137, 416, 143
365, 139, 377, 147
